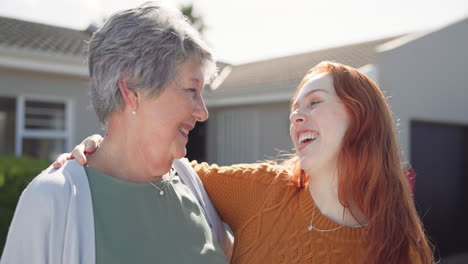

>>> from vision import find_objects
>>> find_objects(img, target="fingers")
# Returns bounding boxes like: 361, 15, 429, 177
66, 134, 103, 166
83, 134, 103, 154
52, 153, 71, 169
71, 143, 87, 165
49, 134, 103, 169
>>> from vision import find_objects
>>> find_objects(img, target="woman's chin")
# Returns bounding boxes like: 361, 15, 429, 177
173, 148, 187, 160
299, 157, 317, 172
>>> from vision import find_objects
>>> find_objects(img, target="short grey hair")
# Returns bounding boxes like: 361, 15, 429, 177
87, 1, 217, 125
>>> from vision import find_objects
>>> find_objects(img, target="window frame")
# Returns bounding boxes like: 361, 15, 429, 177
15, 95, 74, 158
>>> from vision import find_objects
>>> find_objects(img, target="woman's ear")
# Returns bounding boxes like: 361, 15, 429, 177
118, 80, 139, 112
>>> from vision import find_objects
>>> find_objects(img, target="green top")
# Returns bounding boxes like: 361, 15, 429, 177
85, 166, 228, 264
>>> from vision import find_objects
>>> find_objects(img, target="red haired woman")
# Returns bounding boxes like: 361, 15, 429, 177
53, 61, 433, 263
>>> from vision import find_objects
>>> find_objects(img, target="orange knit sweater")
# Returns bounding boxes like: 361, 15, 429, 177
193, 162, 367, 264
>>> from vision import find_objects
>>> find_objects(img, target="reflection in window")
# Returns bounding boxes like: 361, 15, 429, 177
24, 101, 65, 130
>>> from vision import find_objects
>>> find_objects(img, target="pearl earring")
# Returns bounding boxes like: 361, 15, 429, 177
131, 111, 136, 115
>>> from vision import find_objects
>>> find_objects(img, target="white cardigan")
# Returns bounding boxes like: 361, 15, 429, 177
0, 160, 95, 264
1, 159, 231, 264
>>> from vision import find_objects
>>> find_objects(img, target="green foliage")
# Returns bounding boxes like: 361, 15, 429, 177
180, 3, 206, 34
0, 155, 48, 255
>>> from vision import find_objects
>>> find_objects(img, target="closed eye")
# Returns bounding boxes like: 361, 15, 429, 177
309, 101, 321, 107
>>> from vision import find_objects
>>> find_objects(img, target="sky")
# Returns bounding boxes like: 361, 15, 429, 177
0, 0, 467, 64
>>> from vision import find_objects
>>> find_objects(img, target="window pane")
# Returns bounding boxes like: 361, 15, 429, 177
22, 138, 65, 162
0, 97, 16, 155
24, 100, 65, 130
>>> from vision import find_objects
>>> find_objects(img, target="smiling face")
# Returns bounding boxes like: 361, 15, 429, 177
289, 72, 350, 174
132, 57, 208, 169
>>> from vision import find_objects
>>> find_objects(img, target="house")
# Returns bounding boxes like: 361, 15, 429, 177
0, 16, 100, 162
376, 16, 468, 262
191, 36, 400, 165
194, 16, 468, 262
0, 16, 398, 166
1, 12, 467, 263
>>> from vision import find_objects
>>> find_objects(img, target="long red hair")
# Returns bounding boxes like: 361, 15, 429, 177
283, 61, 433, 263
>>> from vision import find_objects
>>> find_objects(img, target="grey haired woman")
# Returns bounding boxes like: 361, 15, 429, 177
0, 3, 230, 264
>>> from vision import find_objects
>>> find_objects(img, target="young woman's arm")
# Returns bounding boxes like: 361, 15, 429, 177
191, 161, 287, 232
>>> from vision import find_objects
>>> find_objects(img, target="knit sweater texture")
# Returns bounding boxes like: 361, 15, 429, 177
193, 162, 367, 264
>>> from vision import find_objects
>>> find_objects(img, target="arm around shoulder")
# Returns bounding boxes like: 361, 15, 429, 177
190, 160, 287, 230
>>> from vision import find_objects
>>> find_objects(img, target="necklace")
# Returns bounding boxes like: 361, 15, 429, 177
308, 203, 345, 232
308, 203, 366, 232
146, 168, 174, 196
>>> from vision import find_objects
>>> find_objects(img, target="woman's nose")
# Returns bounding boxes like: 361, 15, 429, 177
194, 96, 209, 122
289, 110, 305, 125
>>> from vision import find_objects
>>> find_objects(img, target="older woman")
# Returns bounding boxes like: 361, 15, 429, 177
54, 62, 434, 263
0, 3, 230, 264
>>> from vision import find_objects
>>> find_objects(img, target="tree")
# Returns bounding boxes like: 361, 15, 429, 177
180, 3, 206, 35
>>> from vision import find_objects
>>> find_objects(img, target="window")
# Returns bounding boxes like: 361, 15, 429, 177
15, 96, 73, 161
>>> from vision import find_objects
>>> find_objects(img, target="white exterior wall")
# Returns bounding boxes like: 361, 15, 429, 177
206, 102, 292, 165
0, 67, 101, 149
377, 18, 468, 160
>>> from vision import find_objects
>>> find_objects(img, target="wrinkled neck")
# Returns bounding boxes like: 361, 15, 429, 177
87, 120, 170, 183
